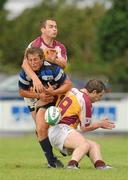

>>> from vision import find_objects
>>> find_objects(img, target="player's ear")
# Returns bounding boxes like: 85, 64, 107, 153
92, 90, 97, 94
41, 27, 45, 34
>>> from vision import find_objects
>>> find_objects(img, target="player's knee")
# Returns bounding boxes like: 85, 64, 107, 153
92, 142, 100, 150
80, 141, 90, 152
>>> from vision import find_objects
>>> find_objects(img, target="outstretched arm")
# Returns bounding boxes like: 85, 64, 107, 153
81, 118, 115, 132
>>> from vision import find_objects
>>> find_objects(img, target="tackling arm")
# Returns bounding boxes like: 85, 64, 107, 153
54, 57, 67, 69
43, 79, 72, 96
19, 88, 54, 103
21, 58, 43, 93
19, 88, 39, 99
44, 50, 67, 69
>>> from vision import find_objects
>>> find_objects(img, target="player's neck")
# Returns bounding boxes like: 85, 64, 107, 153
80, 88, 88, 94
41, 35, 54, 47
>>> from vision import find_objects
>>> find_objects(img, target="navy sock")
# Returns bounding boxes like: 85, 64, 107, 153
39, 137, 55, 165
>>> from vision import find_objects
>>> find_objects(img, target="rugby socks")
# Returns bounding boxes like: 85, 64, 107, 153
68, 160, 79, 167
39, 137, 55, 166
94, 160, 105, 168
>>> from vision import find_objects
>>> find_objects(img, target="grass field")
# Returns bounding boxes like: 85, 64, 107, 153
0, 134, 128, 180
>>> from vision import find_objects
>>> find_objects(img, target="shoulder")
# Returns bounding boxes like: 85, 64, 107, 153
19, 70, 26, 78
82, 93, 92, 117
29, 36, 43, 48
19, 70, 31, 81
42, 62, 64, 74
54, 40, 66, 49
71, 88, 82, 96
52, 64, 64, 74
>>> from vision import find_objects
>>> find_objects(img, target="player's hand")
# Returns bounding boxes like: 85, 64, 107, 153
43, 83, 55, 96
99, 118, 115, 129
39, 91, 54, 102
45, 49, 57, 63
32, 77, 44, 93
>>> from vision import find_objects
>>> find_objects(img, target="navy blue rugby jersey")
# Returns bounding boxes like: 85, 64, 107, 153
18, 61, 67, 90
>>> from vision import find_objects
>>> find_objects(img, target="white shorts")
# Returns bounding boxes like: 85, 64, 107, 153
48, 124, 74, 155
24, 97, 38, 112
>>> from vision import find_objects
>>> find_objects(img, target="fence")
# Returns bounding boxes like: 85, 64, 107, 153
0, 93, 128, 132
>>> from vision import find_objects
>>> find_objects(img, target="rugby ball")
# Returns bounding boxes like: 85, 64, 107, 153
45, 106, 61, 126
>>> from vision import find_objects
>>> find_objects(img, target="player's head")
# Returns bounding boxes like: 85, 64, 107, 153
26, 47, 44, 71
85, 79, 106, 103
40, 18, 58, 38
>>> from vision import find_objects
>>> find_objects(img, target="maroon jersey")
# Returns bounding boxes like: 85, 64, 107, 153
28, 36, 67, 61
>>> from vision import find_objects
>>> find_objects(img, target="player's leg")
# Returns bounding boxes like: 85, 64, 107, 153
30, 110, 36, 121
86, 139, 112, 169
36, 108, 48, 140
48, 124, 90, 169
24, 97, 37, 119
36, 108, 63, 168
64, 130, 90, 168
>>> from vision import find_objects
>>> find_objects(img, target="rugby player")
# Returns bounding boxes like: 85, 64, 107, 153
22, 18, 67, 93
48, 80, 115, 169
18, 47, 72, 168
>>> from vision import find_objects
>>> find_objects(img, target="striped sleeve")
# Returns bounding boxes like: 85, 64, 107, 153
18, 70, 31, 90
54, 66, 66, 85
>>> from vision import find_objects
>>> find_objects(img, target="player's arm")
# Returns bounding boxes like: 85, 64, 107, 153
57, 43, 68, 69
45, 51, 67, 69
80, 118, 115, 132
45, 45, 67, 69
19, 88, 54, 103
44, 78, 72, 96
18, 70, 53, 102
18, 70, 40, 98
22, 57, 43, 93
53, 78, 72, 95
54, 57, 67, 69
19, 88, 39, 99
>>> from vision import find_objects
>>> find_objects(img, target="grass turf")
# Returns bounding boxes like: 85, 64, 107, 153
0, 134, 128, 180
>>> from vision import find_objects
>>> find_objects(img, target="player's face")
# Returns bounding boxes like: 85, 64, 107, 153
91, 90, 105, 103
42, 20, 58, 38
27, 53, 43, 71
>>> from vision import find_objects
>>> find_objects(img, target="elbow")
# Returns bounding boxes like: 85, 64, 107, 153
60, 60, 67, 69
63, 61, 67, 69
64, 81, 72, 92
68, 80, 73, 90
21, 58, 27, 69
19, 89, 24, 97
68, 82, 72, 90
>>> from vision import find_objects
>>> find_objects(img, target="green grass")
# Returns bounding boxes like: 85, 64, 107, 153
0, 134, 128, 180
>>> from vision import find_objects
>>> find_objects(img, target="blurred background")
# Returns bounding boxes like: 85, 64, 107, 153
0, 0, 128, 133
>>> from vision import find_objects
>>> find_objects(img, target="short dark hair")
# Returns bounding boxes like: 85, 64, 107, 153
40, 18, 56, 28
26, 47, 44, 60
85, 79, 106, 93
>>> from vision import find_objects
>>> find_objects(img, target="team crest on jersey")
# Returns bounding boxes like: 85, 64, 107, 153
42, 75, 53, 80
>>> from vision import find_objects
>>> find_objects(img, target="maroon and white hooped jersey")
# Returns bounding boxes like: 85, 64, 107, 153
28, 36, 67, 61
58, 88, 92, 129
